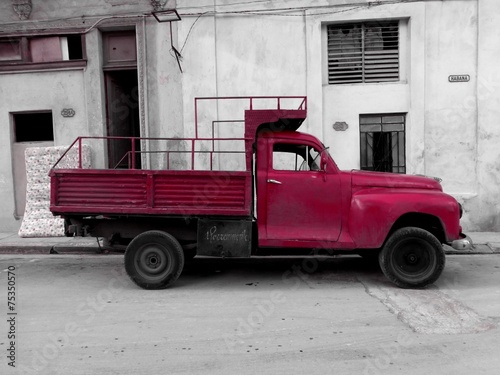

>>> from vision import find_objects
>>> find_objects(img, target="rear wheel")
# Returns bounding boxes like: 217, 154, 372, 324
379, 227, 445, 288
124, 230, 184, 289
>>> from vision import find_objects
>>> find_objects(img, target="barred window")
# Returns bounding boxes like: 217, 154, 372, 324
327, 21, 399, 84
360, 114, 406, 173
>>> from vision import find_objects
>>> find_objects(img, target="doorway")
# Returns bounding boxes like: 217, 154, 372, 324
102, 30, 140, 169
11, 111, 54, 217
104, 70, 140, 168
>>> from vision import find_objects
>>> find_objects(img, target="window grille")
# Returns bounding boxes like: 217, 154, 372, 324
360, 114, 406, 173
327, 21, 399, 84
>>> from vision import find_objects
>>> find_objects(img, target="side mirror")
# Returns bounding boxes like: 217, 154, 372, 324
319, 147, 330, 172
320, 157, 327, 172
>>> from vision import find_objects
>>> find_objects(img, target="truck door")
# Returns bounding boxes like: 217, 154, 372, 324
258, 140, 342, 245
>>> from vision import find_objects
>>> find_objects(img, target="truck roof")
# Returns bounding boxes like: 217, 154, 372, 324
258, 130, 320, 143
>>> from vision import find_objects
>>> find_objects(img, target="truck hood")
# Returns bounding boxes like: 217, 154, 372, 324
350, 170, 442, 191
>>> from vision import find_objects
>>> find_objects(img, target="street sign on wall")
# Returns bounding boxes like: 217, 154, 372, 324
449, 75, 470, 82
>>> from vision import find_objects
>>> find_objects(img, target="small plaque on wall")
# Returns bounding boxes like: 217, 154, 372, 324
61, 108, 76, 117
333, 121, 348, 131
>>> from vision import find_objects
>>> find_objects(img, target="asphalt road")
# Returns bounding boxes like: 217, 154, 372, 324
1, 253, 499, 375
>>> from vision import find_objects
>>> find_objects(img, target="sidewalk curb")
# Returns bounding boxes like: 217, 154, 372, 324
0, 233, 499, 255
0, 245, 104, 255
0, 245, 498, 255
0, 234, 106, 254
444, 244, 499, 255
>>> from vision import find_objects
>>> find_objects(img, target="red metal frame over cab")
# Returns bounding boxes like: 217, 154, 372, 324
49, 96, 307, 218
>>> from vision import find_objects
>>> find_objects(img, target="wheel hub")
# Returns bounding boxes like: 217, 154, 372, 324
393, 239, 436, 279
146, 254, 161, 269
407, 253, 418, 264
136, 244, 171, 276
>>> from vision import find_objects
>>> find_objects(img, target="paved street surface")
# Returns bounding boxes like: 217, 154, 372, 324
1, 253, 499, 374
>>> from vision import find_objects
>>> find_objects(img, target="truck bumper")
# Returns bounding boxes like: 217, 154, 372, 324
450, 233, 473, 250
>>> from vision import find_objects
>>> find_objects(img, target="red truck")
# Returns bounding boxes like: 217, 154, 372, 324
49, 96, 471, 289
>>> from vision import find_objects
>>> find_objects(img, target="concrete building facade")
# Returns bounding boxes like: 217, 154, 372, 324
0, 0, 499, 232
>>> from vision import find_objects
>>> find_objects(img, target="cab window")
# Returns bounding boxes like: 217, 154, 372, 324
272, 143, 321, 171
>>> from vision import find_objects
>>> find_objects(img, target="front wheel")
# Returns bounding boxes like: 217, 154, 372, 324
124, 230, 184, 289
379, 227, 445, 288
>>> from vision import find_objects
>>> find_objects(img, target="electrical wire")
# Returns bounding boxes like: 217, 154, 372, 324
175, 4, 368, 54
176, 0, 273, 10
177, 0, 441, 17
0, 0, 443, 41
80, 15, 147, 34
0, 0, 446, 29
180, 5, 367, 17
180, 12, 209, 54
0, 0, 448, 74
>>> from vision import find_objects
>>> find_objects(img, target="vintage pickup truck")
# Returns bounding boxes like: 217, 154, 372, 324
49, 96, 471, 289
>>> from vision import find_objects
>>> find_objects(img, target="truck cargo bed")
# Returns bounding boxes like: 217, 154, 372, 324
50, 169, 252, 217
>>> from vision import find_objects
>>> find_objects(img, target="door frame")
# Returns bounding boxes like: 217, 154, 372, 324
101, 24, 148, 168
256, 136, 342, 248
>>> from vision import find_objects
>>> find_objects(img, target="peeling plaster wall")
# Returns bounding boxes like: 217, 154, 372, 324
307, 3, 425, 175
0, 0, 184, 230
0, 71, 86, 231
144, 17, 184, 169
213, 13, 307, 97
0, 0, 155, 31
424, 1, 479, 229
177, 1, 307, 170
0, 0, 499, 231
177, 3, 307, 128
474, 0, 500, 231
0, 71, 86, 145
305, 0, 497, 231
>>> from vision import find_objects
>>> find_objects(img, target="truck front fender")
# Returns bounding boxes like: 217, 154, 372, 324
348, 188, 461, 249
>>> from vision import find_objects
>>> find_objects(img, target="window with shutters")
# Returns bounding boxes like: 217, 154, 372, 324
327, 21, 399, 84
360, 114, 406, 173
0, 34, 86, 72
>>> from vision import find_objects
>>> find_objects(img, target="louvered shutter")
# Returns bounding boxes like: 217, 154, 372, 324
328, 21, 399, 84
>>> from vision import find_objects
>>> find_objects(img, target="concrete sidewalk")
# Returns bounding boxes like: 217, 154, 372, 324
0, 231, 499, 255
445, 232, 500, 254
0, 232, 102, 254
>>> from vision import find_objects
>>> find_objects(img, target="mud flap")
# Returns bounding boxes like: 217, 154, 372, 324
197, 219, 252, 257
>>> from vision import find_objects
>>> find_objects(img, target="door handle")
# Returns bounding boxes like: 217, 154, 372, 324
267, 179, 282, 184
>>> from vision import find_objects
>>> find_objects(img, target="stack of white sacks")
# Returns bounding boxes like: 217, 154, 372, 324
18, 145, 91, 237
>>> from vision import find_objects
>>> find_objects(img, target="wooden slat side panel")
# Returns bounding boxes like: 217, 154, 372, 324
153, 173, 249, 210
55, 173, 147, 207
50, 170, 252, 217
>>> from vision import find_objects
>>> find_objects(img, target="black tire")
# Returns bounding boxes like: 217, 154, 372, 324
124, 231, 184, 289
379, 227, 445, 288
